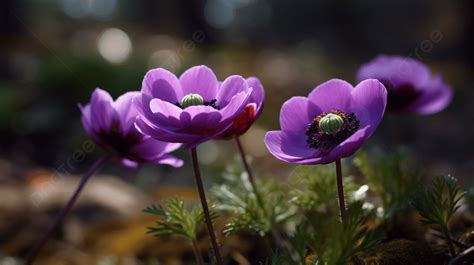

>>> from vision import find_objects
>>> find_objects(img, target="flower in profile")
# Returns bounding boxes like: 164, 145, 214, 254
80, 88, 183, 168
134, 65, 253, 148
214, 77, 264, 139
357, 55, 452, 114
264, 79, 387, 164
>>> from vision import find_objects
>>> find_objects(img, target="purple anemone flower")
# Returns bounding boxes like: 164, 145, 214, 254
264, 79, 387, 165
357, 55, 452, 114
214, 77, 264, 139
80, 88, 183, 168
134, 65, 253, 148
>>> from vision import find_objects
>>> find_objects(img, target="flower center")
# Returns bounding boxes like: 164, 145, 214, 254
305, 109, 360, 153
318, 113, 344, 135
176, 93, 219, 109
181, 93, 204, 108
381, 81, 421, 111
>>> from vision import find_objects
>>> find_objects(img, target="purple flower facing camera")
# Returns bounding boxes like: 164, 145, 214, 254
265, 79, 387, 165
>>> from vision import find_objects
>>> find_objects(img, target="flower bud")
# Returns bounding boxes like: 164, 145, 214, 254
181, 93, 204, 108
319, 113, 344, 134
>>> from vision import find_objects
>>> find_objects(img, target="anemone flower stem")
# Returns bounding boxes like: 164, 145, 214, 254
234, 137, 266, 215
335, 159, 347, 224
26, 154, 111, 265
191, 239, 205, 265
191, 148, 223, 265
234, 137, 298, 261
443, 225, 457, 257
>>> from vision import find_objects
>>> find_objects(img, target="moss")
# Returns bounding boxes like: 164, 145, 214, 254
359, 239, 448, 265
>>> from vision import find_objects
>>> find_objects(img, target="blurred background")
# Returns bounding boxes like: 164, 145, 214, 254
0, 0, 473, 264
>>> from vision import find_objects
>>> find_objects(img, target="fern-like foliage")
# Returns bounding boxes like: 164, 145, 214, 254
307, 201, 382, 265
412, 175, 465, 256
143, 197, 216, 240
289, 164, 358, 214
265, 164, 380, 265
212, 171, 296, 237
354, 149, 424, 217
412, 175, 465, 227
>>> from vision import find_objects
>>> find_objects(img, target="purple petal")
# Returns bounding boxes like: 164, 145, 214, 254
79, 104, 102, 143
216, 75, 249, 107
152, 154, 184, 168
181, 105, 223, 131
150, 98, 183, 118
114, 91, 140, 133
140, 97, 183, 130
219, 89, 253, 123
280, 96, 320, 133
247, 77, 265, 115
320, 126, 371, 163
163, 142, 182, 153
247, 77, 264, 105
130, 137, 172, 159
142, 68, 182, 103
408, 75, 453, 115
89, 88, 117, 131
279, 130, 315, 158
79, 104, 93, 134
135, 116, 201, 144
120, 158, 140, 169
264, 130, 318, 163
350, 79, 387, 135
357, 55, 431, 88
264, 131, 309, 162
179, 65, 218, 101
308, 79, 353, 113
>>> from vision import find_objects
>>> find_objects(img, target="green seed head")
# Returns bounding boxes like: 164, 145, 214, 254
319, 113, 344, 134
181, 93, 204, 108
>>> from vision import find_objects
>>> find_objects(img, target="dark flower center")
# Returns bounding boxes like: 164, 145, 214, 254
381, 81, 421, 111
175, 93, 220, 109
97, 119, 143, 157
305, 109, 360, 153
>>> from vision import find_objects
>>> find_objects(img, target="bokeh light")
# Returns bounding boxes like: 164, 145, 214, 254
97, 28, 132, 64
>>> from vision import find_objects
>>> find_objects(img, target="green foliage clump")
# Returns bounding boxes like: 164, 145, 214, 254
212, 171, 296, 237
143, 197, 216, 241
412, 175, 465, 228
301, 201, 382, 265
289, 164, 359, 213
259, 165, 382, 265
412, 175, 465, 256
354, 149, 424, 217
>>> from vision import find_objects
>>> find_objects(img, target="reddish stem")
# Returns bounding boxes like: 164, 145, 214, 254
191, 148, 223, 265
26, 154, 111, 264
335, 159, 347, 223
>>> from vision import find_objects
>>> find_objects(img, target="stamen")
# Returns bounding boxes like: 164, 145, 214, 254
175, 94, 220, 109
181, 93, 204, 108
305, 109, 360, 153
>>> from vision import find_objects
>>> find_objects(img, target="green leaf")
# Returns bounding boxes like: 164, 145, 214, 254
412, 175, 466, 228
307, 201, 382, 265
143, 197, 216, 241
212, 171, 296, 237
